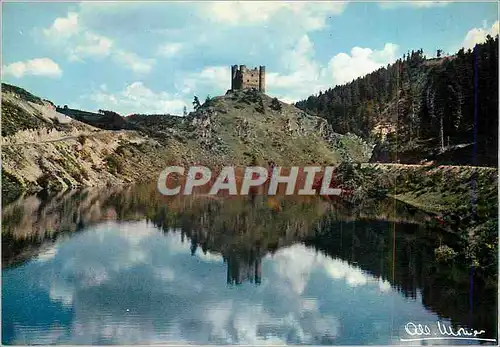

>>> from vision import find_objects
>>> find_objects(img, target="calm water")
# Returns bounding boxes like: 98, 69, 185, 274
2, 185, 497, 345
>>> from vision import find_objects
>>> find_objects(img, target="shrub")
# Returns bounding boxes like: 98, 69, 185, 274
105, 154, 124, 175
271, 97, 282, 112
77, 134, 87, 145
1, 169, 23, 204
434, 245, 458, 263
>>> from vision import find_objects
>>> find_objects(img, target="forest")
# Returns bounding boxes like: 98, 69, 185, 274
296, 35, 499, 166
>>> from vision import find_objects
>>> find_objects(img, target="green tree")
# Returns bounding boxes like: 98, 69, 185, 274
271, 97, 282, 112
294, 37, 499, 166
192, 96, 201, 111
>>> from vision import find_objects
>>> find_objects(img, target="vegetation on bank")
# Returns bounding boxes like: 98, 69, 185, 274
334, 162, 498, 279
1, 169, 24, 204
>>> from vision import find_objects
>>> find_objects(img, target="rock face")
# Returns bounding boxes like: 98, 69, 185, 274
2, 85, 373, 201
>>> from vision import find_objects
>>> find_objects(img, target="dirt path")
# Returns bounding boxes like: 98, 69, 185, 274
366, 162, 496, 170
1, 130, 126, 146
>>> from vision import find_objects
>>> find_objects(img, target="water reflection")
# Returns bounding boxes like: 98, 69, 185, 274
1, 184, 497, 345
225, 251, 262, 285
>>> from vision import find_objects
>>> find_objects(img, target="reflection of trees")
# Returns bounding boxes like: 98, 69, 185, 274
2, 183, 496, 339
304, 219, 497, 341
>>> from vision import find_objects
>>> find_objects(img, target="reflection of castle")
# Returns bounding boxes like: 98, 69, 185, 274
224, 252, 262, 285
186, 229, 263, 285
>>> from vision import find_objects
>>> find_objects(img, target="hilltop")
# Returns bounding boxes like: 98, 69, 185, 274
1, 84, 372, 202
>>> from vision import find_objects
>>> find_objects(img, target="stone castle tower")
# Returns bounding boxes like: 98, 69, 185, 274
231, 65, 265, 93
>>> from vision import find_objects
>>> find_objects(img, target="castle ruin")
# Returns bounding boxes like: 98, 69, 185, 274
231, 65, 265, 93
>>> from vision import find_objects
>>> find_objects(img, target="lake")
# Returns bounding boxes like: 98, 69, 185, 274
2, 185, 497, 345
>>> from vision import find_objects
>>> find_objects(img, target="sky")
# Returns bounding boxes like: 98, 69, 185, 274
2, 1, 499, 116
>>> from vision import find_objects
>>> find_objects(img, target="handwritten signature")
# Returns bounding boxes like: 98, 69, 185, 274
400, 321, 496, 342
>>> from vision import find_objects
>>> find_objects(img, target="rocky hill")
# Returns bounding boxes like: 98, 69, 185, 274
1, 85, 372, 202
160, 89, 373, 166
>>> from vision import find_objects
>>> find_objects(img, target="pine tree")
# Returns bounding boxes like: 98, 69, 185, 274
294, 36, 499, 165
192, 96, 201, 111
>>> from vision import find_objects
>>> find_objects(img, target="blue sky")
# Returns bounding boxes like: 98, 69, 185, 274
2, 1, 498, 116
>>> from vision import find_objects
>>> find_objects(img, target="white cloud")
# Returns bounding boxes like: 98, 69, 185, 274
42, 12, 153, 73
266, 35, 325, 102
266, 35, 398, 102
43, 12, 113, 61
11, 221, 446, 345
461, 20, 499, 50
36, 2, 349, 103
69, 32, 114, 61
273, 246, 317, 295
285, 35, 316, 71
108, 35, 397, 106
36, 245, 59, 262
271, 244, 372, 294
323, 260, 368, 287
112, 50, 155, 74
180, 66, 231, 95
35, 3, 402, 106
378, 278, 392, 292
204, 2, 346, 30
117, 221, 158, 246
88, 81, 187, 115
157, 43, 183, 58
326, 43, 399, 85
196, 250, 223, 263
43, 12, 79, 39
2, 58, 62, 78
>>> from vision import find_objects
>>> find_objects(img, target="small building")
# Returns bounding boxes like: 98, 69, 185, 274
231, 65, 265, 93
